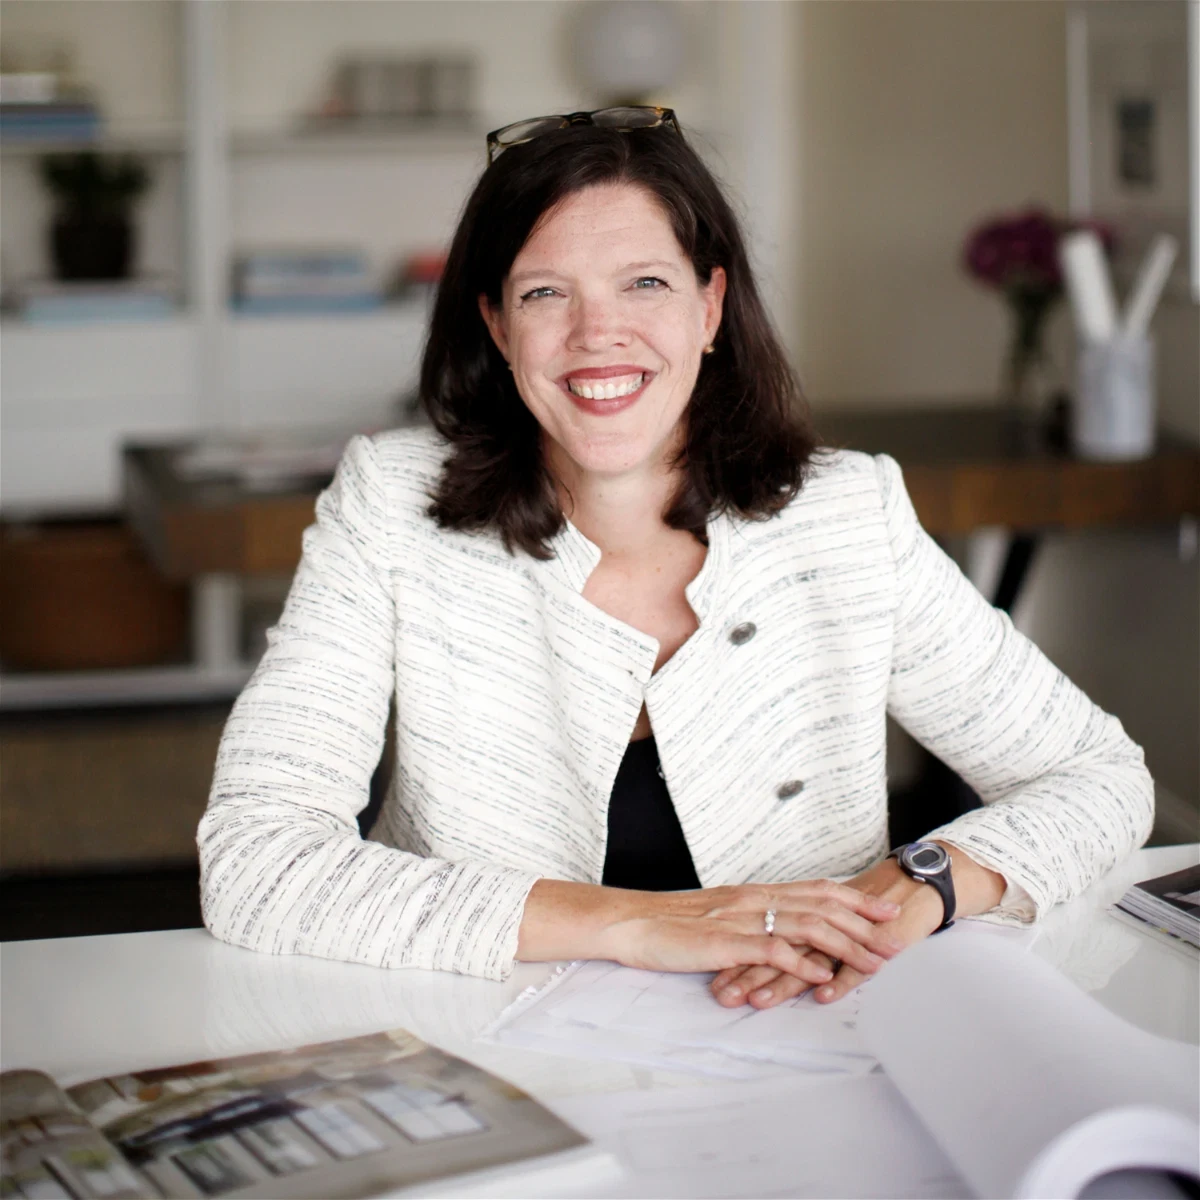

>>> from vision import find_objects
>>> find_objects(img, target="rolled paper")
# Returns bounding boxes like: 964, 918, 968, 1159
1059, 230, 1119, 342
1123, 234, 1179, 339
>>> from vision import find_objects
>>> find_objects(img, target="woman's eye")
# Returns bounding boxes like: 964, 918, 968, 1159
632, 276, 667, 291
520, 286, 559, 301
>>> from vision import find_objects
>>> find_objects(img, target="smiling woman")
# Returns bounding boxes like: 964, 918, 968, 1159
198, 111, 1154, 1011
422, 120, 814, 557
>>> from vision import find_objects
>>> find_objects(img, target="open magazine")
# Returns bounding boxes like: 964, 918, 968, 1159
1115, 863, 1200, 949
0, 1029, 614, 1200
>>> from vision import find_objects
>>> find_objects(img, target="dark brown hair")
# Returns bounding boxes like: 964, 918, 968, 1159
421, 123, 817, 559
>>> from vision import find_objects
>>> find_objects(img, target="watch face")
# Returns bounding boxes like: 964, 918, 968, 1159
901, 842, 948, 875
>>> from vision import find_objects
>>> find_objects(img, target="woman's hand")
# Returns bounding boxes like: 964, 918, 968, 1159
518, 877, 905, 987
708, 841, 1008, 1009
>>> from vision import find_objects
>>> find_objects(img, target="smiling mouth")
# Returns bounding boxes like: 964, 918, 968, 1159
565, 372, 646, 401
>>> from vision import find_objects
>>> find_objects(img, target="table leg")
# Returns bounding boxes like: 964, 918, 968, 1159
192, 574, 243, 671
990, 532, 1040, 615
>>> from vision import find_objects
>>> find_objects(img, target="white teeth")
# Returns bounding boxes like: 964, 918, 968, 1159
568, 373, 644, 400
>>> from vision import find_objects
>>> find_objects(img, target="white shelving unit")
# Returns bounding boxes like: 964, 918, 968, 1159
0, 0, 793, 708
0, 1, 480, 516
0, 2, 471, 707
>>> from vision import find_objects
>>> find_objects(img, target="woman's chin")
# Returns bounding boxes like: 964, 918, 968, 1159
557, 438, 664, 480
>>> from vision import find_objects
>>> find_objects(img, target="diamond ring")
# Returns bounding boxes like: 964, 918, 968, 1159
764, 908, 777, 935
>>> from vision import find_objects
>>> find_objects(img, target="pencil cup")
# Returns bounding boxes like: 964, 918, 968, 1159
1071, 334, 1156, 461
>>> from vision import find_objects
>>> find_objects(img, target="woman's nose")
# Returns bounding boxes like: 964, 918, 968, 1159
568, 294, 630, 350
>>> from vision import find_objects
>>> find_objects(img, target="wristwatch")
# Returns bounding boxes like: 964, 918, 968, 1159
889, 841, 956, 933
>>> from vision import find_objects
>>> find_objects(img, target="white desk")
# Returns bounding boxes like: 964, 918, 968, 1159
2, 844, 1200, 1200
2, 845, 1196, 1197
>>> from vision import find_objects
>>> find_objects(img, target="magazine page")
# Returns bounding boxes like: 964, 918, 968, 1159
60, 1030, 589, 1200
1, 1068, 153, 1199
857, 935, 1200, 1200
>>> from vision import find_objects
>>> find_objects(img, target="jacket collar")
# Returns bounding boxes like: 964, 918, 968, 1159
527, 509, 731, 625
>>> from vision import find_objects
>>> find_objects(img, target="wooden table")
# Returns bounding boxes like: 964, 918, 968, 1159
124, 409, 1200, 579
123, 409, 1200, 672
818, 407, 1200, 538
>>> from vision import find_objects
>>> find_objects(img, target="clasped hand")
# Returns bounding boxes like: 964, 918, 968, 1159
599, 876, 922, 999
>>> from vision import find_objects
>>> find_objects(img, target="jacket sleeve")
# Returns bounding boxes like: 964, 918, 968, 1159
875, 453, 1154, 921
197, 434, 541, 979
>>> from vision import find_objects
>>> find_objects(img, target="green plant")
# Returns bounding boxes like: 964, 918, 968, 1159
38, 151, 151, 219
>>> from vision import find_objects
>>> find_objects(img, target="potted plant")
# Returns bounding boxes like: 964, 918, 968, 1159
963, 206, 1115, 427
38, 151, 152, 281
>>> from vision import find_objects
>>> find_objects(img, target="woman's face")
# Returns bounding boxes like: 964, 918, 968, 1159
480, 182, 725, 484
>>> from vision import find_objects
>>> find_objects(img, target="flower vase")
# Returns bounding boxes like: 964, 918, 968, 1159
1000, 291, 1055, 447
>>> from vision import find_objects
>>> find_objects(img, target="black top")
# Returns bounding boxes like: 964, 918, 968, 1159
602, 735, 701, 892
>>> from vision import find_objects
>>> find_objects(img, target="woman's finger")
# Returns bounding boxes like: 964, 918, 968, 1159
730, 911, 886, 976
757, 880, 902, 923
746, 968, 809, 1008
731, 934, 835, 984
713, 963, 782, 1005
712, 948, 839, 1007
813, 961, 867, 1005
710, 964, 749, 993
773, 903, 904, 960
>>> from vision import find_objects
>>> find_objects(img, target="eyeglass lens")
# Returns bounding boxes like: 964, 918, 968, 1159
588, 107, 664, 129
495, 116, 571, 146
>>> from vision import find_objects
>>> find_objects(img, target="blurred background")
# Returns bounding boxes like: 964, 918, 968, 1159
1, 0, 1197, 938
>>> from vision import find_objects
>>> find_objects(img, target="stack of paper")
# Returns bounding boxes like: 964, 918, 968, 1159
484, 922, 1037, 1081
484, 960, 877, 1081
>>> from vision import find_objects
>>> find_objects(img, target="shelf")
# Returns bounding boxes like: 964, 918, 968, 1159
0, 308, 192, 331
0, 125, 186, 156
229, 123, 482, 157
0, 663, 254, 711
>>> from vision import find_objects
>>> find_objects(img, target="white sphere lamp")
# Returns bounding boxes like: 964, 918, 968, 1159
571, 1, 685, 106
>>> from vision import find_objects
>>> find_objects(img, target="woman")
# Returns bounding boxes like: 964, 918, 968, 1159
199, 109, 1153, 1010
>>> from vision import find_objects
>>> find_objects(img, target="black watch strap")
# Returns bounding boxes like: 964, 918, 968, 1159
889, 842, 957, 933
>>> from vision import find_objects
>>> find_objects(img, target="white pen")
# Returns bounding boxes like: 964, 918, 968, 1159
1122, 234, 1179, 339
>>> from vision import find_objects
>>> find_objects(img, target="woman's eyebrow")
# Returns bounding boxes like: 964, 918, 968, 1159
510, 259, 680, 287
509, 269, 568, 287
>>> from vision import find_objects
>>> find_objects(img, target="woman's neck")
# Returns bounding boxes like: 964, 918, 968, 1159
550, 448, 683, 560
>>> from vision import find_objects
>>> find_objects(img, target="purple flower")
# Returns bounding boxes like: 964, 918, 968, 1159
963, 206, 1117, 300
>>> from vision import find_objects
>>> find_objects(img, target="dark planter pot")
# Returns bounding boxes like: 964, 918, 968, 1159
50, 214, 135, 281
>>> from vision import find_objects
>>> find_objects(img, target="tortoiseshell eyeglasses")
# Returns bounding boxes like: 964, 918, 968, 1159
486, 106, 681, 164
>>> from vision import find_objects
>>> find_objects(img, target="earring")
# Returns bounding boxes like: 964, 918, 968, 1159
703, 344, 715, 355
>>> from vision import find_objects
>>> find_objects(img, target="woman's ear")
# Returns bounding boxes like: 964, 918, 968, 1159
703, 266, 727, 346
478, 294, 510, 362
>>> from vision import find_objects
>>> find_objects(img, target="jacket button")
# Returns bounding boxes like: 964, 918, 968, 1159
729, 622, 757, 645
776, 779, 804, 800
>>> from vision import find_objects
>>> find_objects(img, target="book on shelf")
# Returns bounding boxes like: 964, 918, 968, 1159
11, 278, 180, 324
1115, 863, 1200, 949
0, 1029, 617, 1200
231, 248, 382, 313
232, 294, 384, 315
0, 101, 100, 141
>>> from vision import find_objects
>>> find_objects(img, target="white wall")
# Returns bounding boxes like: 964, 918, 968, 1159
792, 0, 1199, 813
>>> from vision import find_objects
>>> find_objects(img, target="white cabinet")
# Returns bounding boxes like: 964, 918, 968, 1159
1, 319, 202, 511
0, 1, 483, 514
228, 304, 428, 431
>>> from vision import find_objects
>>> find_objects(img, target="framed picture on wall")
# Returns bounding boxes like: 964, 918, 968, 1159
1067, 0, 1198, 303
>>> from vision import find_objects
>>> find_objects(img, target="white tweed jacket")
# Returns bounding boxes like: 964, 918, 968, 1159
199, 427, 1154, 980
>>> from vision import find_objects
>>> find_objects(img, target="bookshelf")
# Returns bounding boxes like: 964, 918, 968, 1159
0, 1, 483, 517
0, 0, 790, 706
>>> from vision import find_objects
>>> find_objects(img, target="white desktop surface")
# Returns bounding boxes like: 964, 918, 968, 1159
2, 845, 1196, 1106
